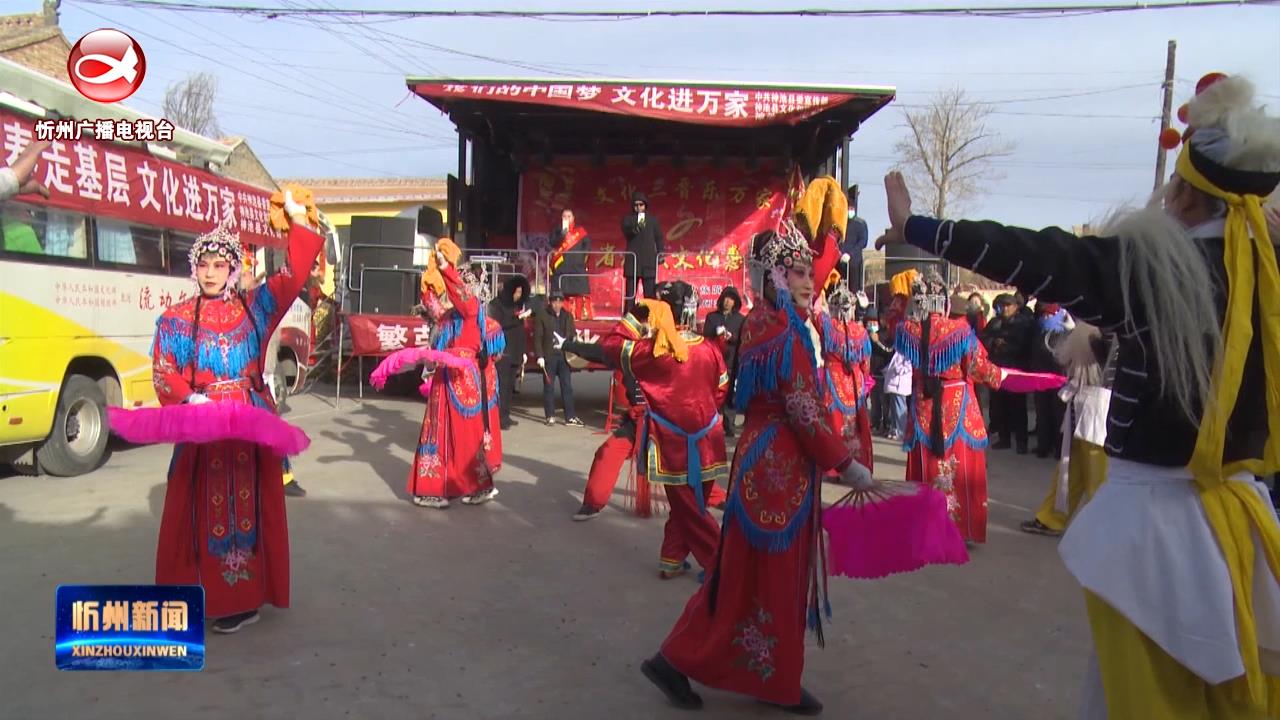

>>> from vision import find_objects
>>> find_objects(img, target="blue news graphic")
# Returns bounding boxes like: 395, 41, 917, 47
55, 585, 205, 671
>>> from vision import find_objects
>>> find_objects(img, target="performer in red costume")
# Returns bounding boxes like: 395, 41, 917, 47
408, 239, 505, 509
642, 219, 875, 716
895, 271, 1003, 544
150, 192, 323, 634
562, 340, 728, 527
818, 283, 875, 474
593, 280, 730, 578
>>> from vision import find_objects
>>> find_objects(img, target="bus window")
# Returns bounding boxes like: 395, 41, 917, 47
95, 219, 164, 270
0, 202, 88, 260
167, 231, 195, 276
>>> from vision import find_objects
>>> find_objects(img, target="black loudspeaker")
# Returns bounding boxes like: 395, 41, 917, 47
358, 268, 419, 316
418, 206, 444, 238
350, 215, 416, 248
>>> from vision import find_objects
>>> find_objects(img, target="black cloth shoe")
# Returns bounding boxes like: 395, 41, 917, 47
572, 504, 602, 521
642, 654, 702, 710
283, 480, 307, 498
212, 610, 259, 634
500, 419, 513, 431
768, 687, 823, 716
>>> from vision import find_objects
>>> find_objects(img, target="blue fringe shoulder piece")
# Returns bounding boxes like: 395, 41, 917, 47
154, 291, 274, 380
733, 290, 817, 413
434, 311, 506, 358
894, 321, 975, 375
819, 313, 871, 365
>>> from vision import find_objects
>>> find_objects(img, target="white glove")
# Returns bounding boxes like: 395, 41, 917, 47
283, 190, 307, 220
434, 247, 450, 269
186, 393, 211, 405
537, 357, 546, 369
552, 332, 566, 351
522, 353, 528, 364
839, 459, 874, 491
518, 309, 532, 319
716, 326, 727, 336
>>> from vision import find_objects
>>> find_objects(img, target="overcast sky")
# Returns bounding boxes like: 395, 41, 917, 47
53, 0, 1280, 235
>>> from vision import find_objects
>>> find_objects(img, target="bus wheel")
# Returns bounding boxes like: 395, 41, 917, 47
37, 374, 110, 477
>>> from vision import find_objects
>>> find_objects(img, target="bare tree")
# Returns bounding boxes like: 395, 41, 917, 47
893, 88, 1013, 218
163, 72, 223, 138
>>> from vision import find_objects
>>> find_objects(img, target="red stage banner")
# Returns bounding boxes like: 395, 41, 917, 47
347, 313, 434, 356
413, 81, 862, 128
518, 158, 785, 318
0, 111, 285, 248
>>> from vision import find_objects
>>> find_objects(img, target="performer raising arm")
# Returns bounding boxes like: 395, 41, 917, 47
151, 192, 323, 634
877, 73, 1280, 719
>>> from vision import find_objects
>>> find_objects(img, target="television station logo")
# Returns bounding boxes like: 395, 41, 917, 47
68, 28, 147, 103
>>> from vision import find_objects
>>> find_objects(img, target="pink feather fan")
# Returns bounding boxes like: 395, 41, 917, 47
823, 482, 970, 580
108, 402, 310, 456
369, 346, 475, 391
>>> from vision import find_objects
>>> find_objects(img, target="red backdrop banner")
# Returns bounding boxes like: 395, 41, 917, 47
1, 111, 285, 248
413, 81, 863, 128
347, 313, 433, 356
518, 158, 786, 318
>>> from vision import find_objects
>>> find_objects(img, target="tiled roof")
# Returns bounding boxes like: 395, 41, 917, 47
277, 177, 447, 204
0, 4, 70, 82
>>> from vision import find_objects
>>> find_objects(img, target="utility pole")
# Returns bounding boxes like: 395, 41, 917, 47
1154, 40, 1177, 192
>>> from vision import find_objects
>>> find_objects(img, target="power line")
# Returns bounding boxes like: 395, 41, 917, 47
73, 0, 1280, 20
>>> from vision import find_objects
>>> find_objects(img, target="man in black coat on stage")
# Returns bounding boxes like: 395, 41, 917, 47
621, 191, 664, 310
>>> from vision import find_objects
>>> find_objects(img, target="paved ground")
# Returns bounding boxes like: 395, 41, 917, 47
1, 373, 1089, 719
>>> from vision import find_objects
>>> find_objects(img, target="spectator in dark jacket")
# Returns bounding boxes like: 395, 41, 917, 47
982, 293, 1034, 453
488, 274, 532, 430
534, 291, 581, 426
1030, 302, 1070, 458
621, 191, 663, 308
865, 308, 894, 434
703, 286, 746, 437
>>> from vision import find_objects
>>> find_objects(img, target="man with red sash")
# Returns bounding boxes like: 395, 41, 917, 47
549, 208, 593, 320
591, 280, 730, 578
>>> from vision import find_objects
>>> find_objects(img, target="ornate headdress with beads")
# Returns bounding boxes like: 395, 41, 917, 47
907, 269, 949, 320
825, 283, 858, 322
188, 214, 244, 299
748, 220, 814, 304
458, 262, 490, 303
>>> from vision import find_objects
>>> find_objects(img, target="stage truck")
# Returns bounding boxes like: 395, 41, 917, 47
406, 77, 896, 370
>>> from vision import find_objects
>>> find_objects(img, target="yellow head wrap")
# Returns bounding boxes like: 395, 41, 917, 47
636, 298, 689, 362
421, 237, 462, 298
269, 182, 320, 231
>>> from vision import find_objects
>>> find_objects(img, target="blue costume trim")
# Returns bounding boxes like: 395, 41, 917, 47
417, 441, 439, 456
900, 384, 988, 452
642, 409, 722, 513
894, 324, 976, 376
445, 365, 499, 417
722, 423, 815, 553
820, 313, 871, 366
825, 370, 862, 414
733, 289, 817, 413
156, 290, 278, 380
433, 312, 505, 357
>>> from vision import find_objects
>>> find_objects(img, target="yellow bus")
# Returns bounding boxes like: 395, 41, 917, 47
0, 58, 316, 476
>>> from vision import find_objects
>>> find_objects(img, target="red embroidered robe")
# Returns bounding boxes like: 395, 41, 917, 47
151, 224, 323, 619
407, 263, 504, 499
896, 313, 1003, 542
817, 312, 874, 473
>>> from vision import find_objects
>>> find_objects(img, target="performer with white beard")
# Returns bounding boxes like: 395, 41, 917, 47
878, 73, 1280, 718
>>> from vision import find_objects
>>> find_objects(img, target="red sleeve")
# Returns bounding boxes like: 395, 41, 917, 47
713, 346, 729, 408
599, 314, 646, 369
439, 261, 479, 321
151, 330, 195, 406
260, 223, 324, 329
780, 333, 853, 472
964, 330, 1003, 389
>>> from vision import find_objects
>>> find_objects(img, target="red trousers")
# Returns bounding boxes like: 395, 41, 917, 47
659, 482, 723, 574
580, 433, 726, 573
